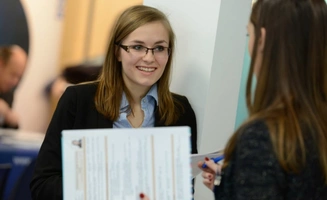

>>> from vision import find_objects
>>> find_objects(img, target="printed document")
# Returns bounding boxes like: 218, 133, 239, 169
61, 127, 191, 200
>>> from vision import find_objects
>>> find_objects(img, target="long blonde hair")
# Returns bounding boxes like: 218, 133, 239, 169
95, 5, 183, 125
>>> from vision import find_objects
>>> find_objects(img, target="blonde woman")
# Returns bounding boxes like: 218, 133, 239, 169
31, 5, 197, 199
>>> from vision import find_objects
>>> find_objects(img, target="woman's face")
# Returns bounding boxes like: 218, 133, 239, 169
117, 21, 170, 92
247, 21, 263, 78
247, 22, 255, 58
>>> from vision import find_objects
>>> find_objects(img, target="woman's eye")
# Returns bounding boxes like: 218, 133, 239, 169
154, 46, 165, 52
130, 45, 144, 51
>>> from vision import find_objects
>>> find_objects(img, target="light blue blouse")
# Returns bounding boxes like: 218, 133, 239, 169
113, 84, 158, 128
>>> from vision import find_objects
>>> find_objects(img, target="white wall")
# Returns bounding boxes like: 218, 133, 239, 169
13, 0, 64, 132
143, 0, 251, 199
197, 1, 251, 199
143, 0, 222, 150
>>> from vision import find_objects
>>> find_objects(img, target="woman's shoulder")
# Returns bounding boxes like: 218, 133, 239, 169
171, 93, 194, 112
171, 93, 187, 101
65, 82, 98, 95
59, 82, 98, 105
235, 120, 273, 152
67, 81, 98, 90
238, 120, 270, 140
171, 93, 191, 106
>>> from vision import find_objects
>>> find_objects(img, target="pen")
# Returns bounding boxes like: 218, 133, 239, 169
202, 155, 224, 168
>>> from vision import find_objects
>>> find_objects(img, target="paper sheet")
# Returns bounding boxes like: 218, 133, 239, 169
62, 127, 192, 200
191, 150, 224, 178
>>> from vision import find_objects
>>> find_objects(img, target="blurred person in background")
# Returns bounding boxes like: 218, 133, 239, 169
0, 45, 27, 128
45, 64, 102, 109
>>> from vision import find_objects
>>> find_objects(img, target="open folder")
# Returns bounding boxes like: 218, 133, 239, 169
61, 127, 192, 200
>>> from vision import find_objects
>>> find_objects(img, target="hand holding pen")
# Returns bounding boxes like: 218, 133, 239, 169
202, 155, 224, 168
198, 155, 224, 190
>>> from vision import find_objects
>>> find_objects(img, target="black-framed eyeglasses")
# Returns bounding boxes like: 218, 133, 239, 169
116, 43, 171, 58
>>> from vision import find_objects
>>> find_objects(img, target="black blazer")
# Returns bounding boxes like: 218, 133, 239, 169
30, 83, 197, 200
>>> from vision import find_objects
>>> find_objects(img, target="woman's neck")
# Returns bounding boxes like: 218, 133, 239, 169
125, 85, 151, 106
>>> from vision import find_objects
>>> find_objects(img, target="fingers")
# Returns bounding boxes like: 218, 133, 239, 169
203, 177, 214, 190
201, 167, 215, 190
197, 161, 215, 174
202, 171, 214, 180
203, 157, 220, 174
197, 160, 204, 168
140, 193, 150, 200
198, 157, 223, 191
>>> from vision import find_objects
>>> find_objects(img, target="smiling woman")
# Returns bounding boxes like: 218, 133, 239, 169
30, 5, 198, 200
116, 21, 171, 127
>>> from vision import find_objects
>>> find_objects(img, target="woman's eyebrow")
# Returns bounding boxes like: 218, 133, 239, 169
129, 40, 145, 44
128, 40, 168, 45
154, 40, 168, 44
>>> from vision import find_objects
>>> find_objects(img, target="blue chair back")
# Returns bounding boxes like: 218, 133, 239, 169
0, 163, 12, 199
8, 159, 36, 200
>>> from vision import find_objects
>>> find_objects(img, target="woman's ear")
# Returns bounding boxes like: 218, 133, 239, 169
258, 28, 266, 52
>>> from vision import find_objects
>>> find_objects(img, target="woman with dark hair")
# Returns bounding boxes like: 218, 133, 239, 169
31, 5, 197, 200
194, 0, 327, 200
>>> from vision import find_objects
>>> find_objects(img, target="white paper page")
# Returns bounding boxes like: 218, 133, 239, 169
190, 150, 223, 178
62, 127, 192, 200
